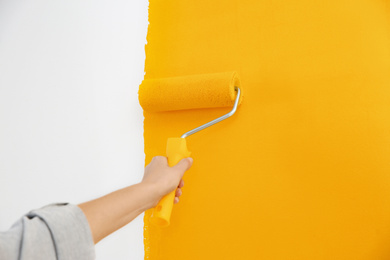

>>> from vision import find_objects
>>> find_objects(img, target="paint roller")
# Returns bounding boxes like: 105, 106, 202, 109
138, 71, 242, 227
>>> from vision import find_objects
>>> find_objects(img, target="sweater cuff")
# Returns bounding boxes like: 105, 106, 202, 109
27, 203, 95, 260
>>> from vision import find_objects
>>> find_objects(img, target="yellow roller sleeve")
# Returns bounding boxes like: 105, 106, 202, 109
138, 71, 241, 112
149, 137, 191, 227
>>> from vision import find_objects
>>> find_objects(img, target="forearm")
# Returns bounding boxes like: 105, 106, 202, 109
78, 183, 156, 244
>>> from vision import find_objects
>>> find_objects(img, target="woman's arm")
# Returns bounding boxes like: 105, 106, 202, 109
78, 156, 193, 244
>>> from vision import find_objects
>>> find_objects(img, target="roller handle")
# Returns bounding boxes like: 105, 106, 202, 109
149, 137, 191, 227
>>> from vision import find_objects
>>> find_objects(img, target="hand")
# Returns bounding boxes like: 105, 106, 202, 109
142, 156, 193, 207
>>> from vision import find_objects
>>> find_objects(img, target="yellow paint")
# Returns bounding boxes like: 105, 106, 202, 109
141, 0, 390, 259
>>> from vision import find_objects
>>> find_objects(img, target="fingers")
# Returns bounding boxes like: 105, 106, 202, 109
152, 156, 192, 168
178, 179, 184, 188
152, 156, 168, 165
174, 157, 193, 170
174, 188, 183, 204
173, 157, 193, 178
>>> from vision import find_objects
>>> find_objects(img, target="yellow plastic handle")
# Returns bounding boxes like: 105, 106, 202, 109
149, 137, 191, 227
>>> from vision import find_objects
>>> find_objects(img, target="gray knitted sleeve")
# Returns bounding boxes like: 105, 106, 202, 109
0, 203, 95, 260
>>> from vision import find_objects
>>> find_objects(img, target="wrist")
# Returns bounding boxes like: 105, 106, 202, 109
137, 182, 161, 211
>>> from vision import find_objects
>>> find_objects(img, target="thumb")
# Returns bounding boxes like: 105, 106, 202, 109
173, 157, 193, 176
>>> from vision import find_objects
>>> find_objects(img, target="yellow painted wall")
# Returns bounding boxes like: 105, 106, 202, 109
142, 1, 390, 259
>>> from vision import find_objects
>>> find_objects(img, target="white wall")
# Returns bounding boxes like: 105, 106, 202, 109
0, 1, 148, 259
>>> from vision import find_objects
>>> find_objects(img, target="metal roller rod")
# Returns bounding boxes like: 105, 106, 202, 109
181, 87, 241, 138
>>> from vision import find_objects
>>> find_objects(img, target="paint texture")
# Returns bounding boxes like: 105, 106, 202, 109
141, 1, 390, 259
